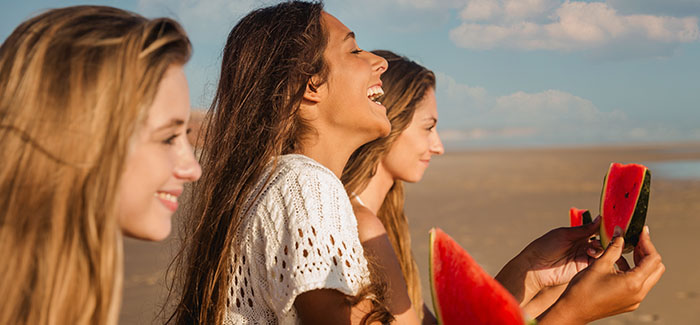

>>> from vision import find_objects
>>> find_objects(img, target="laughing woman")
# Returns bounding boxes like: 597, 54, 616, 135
171, 1, 395, 324
342, 50, 665, 324
0, 6, 200, 325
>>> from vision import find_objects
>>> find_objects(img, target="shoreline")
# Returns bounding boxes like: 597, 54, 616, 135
122, 142, 700, 324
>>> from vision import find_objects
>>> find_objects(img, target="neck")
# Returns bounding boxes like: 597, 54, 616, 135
357, 162, 395, 215
298, 130, 365, 179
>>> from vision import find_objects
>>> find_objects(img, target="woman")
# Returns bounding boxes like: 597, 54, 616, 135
170, 1, 397, 324
342, 50, 665, 324
0, 6, 200, 324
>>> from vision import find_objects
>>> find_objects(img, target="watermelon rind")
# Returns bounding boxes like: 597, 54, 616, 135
599, 164, 651, 251
582, 210, 593, 225
569, 208, 593, 227
429, 229, 442, 323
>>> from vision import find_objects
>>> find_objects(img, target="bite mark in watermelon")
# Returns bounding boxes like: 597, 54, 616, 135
429, 228, 532, 325
599, 163, 651, 252
569, 207, 592, 227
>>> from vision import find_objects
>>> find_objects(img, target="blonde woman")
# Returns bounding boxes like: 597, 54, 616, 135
342, 50, 665, 324
0, 6, 200, 324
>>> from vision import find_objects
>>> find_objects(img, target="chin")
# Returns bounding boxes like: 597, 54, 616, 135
122, 215, 172, 241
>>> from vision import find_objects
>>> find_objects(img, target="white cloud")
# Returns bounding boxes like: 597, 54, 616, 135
434, 72, 641, 146
138, 0, 260, 41
449, 1, 700, 55
608, 0, 700, 17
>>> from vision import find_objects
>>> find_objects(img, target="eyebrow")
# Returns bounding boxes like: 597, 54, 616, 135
155, 118, 185, 131
424, 117, 438, 124
344, 31, 356, 41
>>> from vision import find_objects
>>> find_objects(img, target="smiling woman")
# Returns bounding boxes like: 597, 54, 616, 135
170, 1, 396, 324
0, 6, 199, 324
118, 65, 201, 241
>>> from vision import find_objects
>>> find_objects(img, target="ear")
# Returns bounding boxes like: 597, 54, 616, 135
303, 80, 322, 104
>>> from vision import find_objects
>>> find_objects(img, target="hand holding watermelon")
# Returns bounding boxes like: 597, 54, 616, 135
537, 226, 665, 324
495, 217, 603, 309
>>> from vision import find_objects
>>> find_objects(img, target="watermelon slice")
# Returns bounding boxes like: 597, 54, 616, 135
569, 207, 592, 227
429, 228, 531, 325
599, 163, 651, 251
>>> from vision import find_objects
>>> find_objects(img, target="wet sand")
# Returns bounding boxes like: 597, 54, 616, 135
122, 142, 700, 324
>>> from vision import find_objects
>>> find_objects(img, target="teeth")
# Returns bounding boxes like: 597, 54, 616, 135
367, 85, 384, 102
154, 192, 177, 203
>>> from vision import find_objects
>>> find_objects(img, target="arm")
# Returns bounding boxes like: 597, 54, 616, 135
537, 226, 665, 324
354, 204, 421, 325
421, 304, 438, 325
495, 217, 602, 306
522, 284, 567, 318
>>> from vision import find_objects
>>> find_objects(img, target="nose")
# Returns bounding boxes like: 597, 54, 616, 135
368, 51, 388, 75
174, 139, 202, 182
430, 130, 445, 155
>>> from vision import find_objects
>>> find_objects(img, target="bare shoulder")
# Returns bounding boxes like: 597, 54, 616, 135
351, 201, 387, 243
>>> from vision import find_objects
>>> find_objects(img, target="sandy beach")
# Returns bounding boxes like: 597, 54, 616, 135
121, 142, 700, 324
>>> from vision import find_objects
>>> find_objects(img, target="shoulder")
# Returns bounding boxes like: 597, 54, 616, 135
351, 201, 387, 243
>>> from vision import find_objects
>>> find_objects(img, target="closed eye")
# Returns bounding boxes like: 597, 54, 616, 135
351, 49, 363, 54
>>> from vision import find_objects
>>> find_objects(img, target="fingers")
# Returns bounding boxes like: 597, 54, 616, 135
576, 215, 602, 238
639, 260, 665, 296
587, 240, 604, 258
615, 256, 631, 272
596, 236, 625, 268
634, 226, 658, 265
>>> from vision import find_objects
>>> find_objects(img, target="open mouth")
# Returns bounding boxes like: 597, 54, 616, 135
367, 85, 384, 105
155, 191, 179, 212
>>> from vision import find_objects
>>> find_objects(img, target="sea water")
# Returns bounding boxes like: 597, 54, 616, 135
645, 160, 700, 180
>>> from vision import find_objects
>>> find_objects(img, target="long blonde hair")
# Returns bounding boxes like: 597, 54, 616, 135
342, 50, 436, 319
0, 6, 191, 324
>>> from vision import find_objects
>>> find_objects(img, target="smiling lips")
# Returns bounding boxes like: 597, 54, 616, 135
367, 85, 384, 104
155, 191, 180, 212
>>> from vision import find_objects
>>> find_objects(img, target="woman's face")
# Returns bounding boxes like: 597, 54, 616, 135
316, 12, 391, 142
382, 88, 444, 183
117, 64, 202, 241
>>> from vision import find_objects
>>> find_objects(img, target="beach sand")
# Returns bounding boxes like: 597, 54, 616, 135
121, 142, 700, 324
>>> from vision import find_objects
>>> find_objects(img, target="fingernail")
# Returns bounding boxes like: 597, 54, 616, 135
588, 247, 597, 255
613, 226, 623, 237
644, 225, 650, 235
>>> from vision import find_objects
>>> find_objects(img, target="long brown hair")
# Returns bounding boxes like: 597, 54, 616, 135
170, 1, 392, 323
0, 6, 191, 325
342, 50, 436, 319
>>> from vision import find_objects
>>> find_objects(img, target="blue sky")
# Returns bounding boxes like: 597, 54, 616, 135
2, 0, 699, 147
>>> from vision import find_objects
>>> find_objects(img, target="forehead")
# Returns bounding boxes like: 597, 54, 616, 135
415, 88, 438, 116
321, 12, 352, 42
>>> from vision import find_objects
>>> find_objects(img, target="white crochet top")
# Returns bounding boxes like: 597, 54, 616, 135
224, 154, 370, 324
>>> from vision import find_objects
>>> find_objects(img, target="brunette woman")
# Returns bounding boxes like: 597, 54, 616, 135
0, 6, 200, 324
342, 50, 665, 324
171, 1, 393, 324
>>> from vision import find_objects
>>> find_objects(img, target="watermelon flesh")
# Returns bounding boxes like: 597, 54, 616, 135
429, 228, 527, 325
569, 207, 592, 227
600, 163, 651, 251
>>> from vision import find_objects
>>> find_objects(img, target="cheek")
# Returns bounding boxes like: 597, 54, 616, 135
116, 145, 174, 240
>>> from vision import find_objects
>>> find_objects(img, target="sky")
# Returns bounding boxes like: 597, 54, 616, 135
2, 0, 699, 148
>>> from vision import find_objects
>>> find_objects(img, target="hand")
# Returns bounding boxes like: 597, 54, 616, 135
538, 226, 665, 324
522, 216, 603, 289
496, 217, 602, 306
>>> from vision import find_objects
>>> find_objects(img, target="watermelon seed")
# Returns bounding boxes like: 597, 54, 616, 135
625, 192, 629, 198
613, 204, 616, 209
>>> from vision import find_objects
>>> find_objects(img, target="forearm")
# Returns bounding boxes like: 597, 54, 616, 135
495, 252, 540, 306
536, 293, 586, 325
522, 284, 567, 318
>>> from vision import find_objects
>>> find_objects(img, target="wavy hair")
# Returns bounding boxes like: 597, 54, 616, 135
169, 1, 392, 323
0, 6, 191, 324
342, 50, 436, 319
